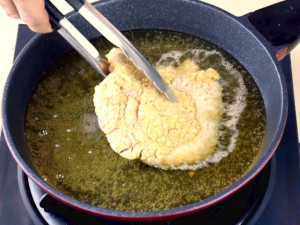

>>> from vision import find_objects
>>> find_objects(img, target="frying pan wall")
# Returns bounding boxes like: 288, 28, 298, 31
2, 0, 287, 220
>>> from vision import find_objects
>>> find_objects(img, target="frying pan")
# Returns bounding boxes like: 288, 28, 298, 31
2, 0, 300, 221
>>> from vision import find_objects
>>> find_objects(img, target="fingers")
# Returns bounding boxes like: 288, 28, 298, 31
0, 0, 20, 19
1, 0, 53, 33
13, 0, 53, 33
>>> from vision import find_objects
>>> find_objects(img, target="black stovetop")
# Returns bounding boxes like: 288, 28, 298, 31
0, 25, 300, 225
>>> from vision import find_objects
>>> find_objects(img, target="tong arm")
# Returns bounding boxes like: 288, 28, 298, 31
45, 0, 107, 77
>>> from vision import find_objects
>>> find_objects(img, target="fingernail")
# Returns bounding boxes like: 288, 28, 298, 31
46, 24, 54, 33
9, 13, 20, 19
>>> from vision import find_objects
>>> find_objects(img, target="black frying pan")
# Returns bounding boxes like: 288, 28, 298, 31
2, 0, 300, 221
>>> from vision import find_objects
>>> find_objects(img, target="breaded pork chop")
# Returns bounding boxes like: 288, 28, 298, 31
93, 48, 222, 170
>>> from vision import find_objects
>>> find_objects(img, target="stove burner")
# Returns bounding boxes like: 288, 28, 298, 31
18, 160, 274, 225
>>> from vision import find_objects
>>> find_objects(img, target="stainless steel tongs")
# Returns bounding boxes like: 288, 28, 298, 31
45, 0, 178, 102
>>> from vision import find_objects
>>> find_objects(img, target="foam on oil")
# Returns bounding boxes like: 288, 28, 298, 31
155, 49, 248, 170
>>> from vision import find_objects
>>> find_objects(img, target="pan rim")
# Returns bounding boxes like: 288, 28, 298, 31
1, 0, 288, 221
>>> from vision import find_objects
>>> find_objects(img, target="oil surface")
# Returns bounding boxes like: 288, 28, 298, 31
25, 30, 266, 212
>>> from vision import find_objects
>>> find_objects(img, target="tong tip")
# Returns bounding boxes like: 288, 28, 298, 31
164, 85, 178, 103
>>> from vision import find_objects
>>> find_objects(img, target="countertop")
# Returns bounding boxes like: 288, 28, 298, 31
1, 0, 300, 137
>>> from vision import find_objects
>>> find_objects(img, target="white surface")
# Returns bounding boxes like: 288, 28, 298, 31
0, 0, 300, 137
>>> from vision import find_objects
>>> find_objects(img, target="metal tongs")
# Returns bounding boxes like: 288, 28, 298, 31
45, 0, 177, 102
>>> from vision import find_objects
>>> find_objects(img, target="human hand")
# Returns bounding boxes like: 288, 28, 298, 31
0, 0, 53, 33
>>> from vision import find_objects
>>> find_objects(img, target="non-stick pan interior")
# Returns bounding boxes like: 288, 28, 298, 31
2, 0, 287, 220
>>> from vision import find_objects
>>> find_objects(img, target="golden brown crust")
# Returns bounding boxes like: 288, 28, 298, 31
94, 48, 223, 170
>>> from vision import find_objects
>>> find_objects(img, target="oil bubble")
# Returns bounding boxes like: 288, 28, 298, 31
56, 173, 64, 180
38, 130, 48, 136
42, 175, 48, 181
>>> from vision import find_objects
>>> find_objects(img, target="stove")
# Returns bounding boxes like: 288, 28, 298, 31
0, 24, 300, 225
